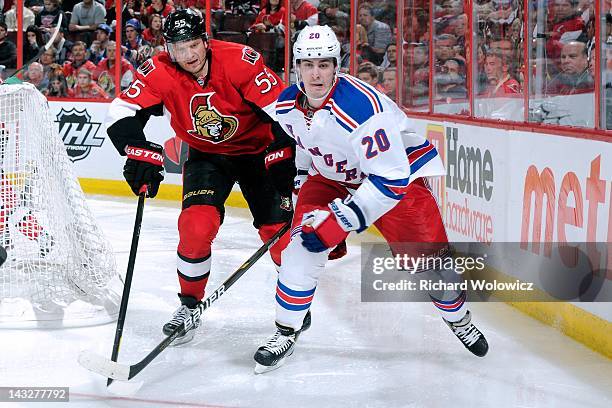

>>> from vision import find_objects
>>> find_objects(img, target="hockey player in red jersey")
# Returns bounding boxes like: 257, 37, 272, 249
106, 9, 300, 345
253, 25, 489, 373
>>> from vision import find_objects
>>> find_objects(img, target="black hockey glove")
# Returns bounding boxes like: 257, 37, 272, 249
123, 140, 165, 198
264, 137, 296, 198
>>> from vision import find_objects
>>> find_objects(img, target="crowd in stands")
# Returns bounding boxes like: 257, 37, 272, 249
0, 0, 609, 126
0, 0, 197, 98
402, 0, 606, 123
0, 0, 397, 100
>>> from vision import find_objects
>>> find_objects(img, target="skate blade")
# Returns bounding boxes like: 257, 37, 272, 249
254, 357, 287, 374
168, 330, 196, 347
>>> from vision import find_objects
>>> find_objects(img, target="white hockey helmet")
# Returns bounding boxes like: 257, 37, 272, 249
293, 25, 341, 72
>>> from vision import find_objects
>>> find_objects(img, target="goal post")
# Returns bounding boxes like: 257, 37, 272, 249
0, 83, 120, 327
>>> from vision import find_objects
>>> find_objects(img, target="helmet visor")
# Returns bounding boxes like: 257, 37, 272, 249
167, 38, 205, 63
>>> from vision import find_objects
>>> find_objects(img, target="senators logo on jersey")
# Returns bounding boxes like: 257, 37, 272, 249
187, 93, 239, 144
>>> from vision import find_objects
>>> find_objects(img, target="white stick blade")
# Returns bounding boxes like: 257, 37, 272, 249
45, 13, 63, 49
78, 350, 131, 381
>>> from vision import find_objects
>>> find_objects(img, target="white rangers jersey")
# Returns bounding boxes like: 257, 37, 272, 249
274, 74, 445, 231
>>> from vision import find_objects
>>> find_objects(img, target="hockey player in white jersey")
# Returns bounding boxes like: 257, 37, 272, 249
253, 25, 488, 373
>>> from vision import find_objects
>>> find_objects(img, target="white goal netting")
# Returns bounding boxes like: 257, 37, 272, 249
0, 83, 120, 327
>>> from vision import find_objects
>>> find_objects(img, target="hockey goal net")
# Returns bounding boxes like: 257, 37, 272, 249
0, 83, 120, 327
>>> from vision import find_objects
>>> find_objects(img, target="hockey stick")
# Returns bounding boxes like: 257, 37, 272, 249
107, 187, 147, 387
2, 14, 63, 84
0, 245, 6, 267
79, 222, 290, 382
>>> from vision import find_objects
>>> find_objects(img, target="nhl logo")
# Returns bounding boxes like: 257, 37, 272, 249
55, 108, 104, 162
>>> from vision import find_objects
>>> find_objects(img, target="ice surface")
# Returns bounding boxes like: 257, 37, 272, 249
0, 196, 610, 408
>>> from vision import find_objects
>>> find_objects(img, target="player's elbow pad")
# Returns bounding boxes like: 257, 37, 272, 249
107, 116, 147, 156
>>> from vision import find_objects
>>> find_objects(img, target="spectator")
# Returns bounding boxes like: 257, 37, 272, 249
545, 0, 585, 61
487, 0, 517, 24
72, 67, 108, 98
381, 67, 396, 99
437, 0, 462, 18
405, 42, 430, 99
291, 0, 318, 30
45, 73, 73, 97
379, 42, 396, 70
435, 33, 457, 67
482, 50, 521, 96
173, 0, 210, 14
123, 18, 149, 68
105, 0, 137, 28
437, 58, 467, 99
62, 41, 97, 87
0, 22, 16, 69
318, 0, 350, 29
330, 25, 352, 72
358, 60, 378, 71
142, 0, 174, 19
142, 14, 165, 47
358, 3, 392, 65
509, 18, 522, 46
89, 23, 111, 63
35, 0, 67, 35
357, 64, 385, 93
368, 0, 396, 25
4, 5, 35, 31
546, 40, 593, 94
52, 25, 73, 64
489, 36, 513, 60
69, 0, 106, 33
39, 46, 57, 76
449, 13, 467, 48
23, 25, 44, 62
576, 15, 595, 52
94, 40, 134, 95
24, 61, 48, 91
476, 41, 489, 93
26, 0, 45, 14
251, 0, 285, 33
46, 62, 65, 81
409, 42, 429, 70
475, 0, 495, 21
435, 0, 462, 37
404, 8, 429, 45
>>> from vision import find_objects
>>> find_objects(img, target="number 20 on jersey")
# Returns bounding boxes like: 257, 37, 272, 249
362, 129, 390, 159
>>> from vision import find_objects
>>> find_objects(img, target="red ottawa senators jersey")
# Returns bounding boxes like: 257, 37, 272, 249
107, 40, 284, 155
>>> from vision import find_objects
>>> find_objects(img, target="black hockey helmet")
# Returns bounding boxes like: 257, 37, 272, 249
163, 9, 208, 44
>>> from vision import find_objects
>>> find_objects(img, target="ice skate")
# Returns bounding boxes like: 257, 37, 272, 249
253, 311, 311, 374
444, 310, 488, 357
162, 294, 202, 346
254, 324, 297, 374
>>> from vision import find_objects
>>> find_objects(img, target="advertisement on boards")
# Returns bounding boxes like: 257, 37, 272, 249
508, 130, 612, 319
414, 120, 507, 244
48, 101, 181, 185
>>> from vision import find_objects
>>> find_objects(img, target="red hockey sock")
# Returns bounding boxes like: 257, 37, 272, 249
258, 222, 291, 267
176, 205, 221, 300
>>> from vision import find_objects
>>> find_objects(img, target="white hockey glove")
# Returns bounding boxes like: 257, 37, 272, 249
300, 197, 365, 253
